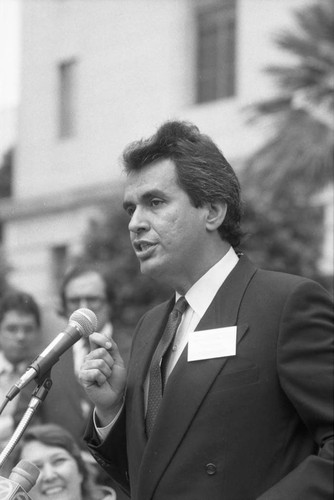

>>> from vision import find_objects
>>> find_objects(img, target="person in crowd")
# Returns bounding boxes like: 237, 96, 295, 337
17, 423, 116, 500
59, 263, 131, 373
58, 263, 131, 500
0, 292, 41, 453
0, 290, 93, 464
78, 120, 333, 500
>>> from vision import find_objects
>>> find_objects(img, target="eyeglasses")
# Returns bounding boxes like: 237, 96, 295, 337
66, 295, 107, 311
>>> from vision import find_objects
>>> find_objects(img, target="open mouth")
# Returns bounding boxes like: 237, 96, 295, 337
134, 241, 156, 251
134, 241, 158, 257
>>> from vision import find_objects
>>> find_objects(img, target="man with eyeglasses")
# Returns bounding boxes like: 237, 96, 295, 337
58, 263, 131, 499
59, 263, 116, 378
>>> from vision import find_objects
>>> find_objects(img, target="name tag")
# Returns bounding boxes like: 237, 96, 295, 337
188, 326, 237, 362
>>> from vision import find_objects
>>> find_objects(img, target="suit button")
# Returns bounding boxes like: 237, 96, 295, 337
205, 463, 217, 475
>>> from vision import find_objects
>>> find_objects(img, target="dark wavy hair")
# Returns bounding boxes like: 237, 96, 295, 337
18, 424, 99, 500
122, 120, 243, 247
0, 291, 41, 327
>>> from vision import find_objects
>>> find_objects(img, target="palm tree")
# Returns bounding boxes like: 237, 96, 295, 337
244, 0, 333, 201
241, 0, 333, 288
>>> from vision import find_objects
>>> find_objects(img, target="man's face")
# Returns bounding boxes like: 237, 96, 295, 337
123, 158, 211, 293
0, 311, 40, 365
64, 271, 110, 332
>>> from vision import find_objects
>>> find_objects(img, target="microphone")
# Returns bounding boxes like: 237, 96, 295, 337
0, 459, 40, 499
5, 308, 97, 401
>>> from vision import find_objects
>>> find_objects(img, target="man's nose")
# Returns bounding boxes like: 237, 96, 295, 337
15, 328, 27, 340
128, 207, 149, 233
78, 298, 90, 308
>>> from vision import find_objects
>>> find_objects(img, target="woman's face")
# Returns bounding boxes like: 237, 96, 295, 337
20, 440, 83, 500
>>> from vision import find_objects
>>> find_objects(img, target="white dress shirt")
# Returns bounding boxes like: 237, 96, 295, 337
165, 246, 239, 379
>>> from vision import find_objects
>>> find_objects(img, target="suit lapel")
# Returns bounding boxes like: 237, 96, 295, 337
128, 298, 174, 421
137, 255, 257, 499
125, 298, 174, 494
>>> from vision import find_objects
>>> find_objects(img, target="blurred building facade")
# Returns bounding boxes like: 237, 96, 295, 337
0, 0, 331, 307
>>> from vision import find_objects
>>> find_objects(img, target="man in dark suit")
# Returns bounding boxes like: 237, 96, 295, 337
79, 121, 333, 500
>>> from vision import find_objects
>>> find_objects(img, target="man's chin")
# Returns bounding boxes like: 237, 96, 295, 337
139, 259, 161, 279
139, 260, 154, 276
140, 260, 172, 287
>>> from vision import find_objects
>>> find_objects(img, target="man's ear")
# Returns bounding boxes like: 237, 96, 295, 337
205, 202, 227, 232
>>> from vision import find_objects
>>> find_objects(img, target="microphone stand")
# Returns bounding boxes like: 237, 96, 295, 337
0, 373, 53, 470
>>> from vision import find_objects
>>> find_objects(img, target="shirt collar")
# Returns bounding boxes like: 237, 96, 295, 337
0, 350, 27, 375
177, 246, 239, 318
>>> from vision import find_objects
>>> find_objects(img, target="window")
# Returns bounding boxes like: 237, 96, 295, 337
58, 59, 77, 138
196, 0, 236, 103
51, 244, 68, 290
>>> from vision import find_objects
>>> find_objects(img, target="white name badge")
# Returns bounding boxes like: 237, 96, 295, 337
188, 326, 237, 362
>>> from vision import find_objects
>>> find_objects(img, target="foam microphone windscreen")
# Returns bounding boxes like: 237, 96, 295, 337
9, 459, 40, 492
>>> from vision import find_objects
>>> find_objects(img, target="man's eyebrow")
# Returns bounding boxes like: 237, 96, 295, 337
123, 190, 165, 210
123, 200, 131, 210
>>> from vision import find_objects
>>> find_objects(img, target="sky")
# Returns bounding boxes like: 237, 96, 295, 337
0, 0, 20, 110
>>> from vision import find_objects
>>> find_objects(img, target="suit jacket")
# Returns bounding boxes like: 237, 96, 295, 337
85, 255, 334, 500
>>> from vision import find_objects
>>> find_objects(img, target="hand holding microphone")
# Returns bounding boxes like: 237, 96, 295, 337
78, 331, 127, 427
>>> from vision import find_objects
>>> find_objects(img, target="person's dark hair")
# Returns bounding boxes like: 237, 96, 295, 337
0, 291, 41, 327
18, 424, 97, 500
123, 120, 243, 247
59, 262, 115, 317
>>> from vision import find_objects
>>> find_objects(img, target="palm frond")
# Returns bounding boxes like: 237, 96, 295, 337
244, 110, 333, 199
244, 0, 334, 190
